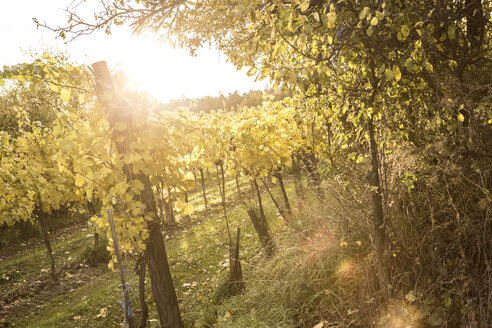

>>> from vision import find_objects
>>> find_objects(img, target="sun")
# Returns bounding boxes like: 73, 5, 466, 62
103, 32, 267, 104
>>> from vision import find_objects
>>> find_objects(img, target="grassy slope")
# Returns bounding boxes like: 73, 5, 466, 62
2, 175, 294, 327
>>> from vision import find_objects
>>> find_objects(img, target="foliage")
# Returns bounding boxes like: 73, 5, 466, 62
0, 0, 489, 326
79, 238, 111, 267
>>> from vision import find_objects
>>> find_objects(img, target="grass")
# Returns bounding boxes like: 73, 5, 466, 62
1, 225, 92, 291
2, 175, 294, 327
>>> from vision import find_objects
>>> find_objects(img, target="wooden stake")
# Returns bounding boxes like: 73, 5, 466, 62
107, 208, 135, 328
93, 61, 183, 328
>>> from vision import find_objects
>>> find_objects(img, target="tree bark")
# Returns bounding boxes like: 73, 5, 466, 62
164, 188, 175, 226
304, 152, 324, 198
136, 255, 149, 328
260, 177, 286, 221
251, 178, 266, 221
199, 167, 208, 209
38, 213, 56, 282
235, 174, 241, 194
276, 173, 291, 217
18, 220, 35, 242
92, 61, 183, 328
229, 227, 244, 293
216, 163, 232, 262
291, 155, 304, 198
367, 116, 390, 299
246, 208, 275, 256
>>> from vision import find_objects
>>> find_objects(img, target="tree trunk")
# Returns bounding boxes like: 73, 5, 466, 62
146, 220, 183, 327
18, 220, 35, 242
235, 174, 241, 194
260, 177, 286, 221
164, 188, 175, 226
246, 208, 275, 256
251, 178, 266, 221
249, 177, 275, 255
157, 182, 165, 221
291, 155, 304, 198
216, 163, 232, 262
38, 213, 56, 282
136, 255, 149, 328
276, 173, 291, 217
192, 169, 198, 188
229, 227, 244, 293
139, 173, 183, 327
304, 152, 324, 198
199, 167, 208, 209
94, 229, 99, 246
92, 61, 183, 328
367, 117, 390, 299
163, 197, 173, 225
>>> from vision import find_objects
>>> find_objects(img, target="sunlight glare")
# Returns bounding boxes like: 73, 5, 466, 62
105, 33, 264, 103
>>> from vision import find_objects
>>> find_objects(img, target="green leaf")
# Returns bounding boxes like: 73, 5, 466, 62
385, 68, 395, 81
367, 26, 374, 36
427, 314, 443, 326
447, 24, 456, 40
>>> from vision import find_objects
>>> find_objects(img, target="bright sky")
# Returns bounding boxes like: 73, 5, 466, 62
0, 0, 268, 103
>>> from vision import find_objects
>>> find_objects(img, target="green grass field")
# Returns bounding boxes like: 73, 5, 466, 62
1, 176, 295, 327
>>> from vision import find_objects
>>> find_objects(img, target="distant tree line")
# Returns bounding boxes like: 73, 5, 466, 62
157, 89, 288, 113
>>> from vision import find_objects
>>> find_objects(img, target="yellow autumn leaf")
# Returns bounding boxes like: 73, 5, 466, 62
96, 308, 107, 318
393, 65, 402, 81
60, 88, 71, 102
401, 25, 410, 38
78, 93, 87, 104
49, 83, 60, 92
299, 0, 309, 12
327, 11, 337, 28
359, 7, 370, 20
75, 174, 85, 187
425, 62, 434, 73
370, 17, 378, 26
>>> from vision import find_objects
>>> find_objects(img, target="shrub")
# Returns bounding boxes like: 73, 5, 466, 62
79, 237, 110, 267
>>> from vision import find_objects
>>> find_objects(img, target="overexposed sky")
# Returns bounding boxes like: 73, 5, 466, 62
0, 0, 267, 103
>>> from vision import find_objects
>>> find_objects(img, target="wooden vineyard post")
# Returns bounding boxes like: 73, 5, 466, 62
37, 212, 57, 282
199, 167, 208, 208
107, 208, 135, 328
230, 227, 244, 286
92, 61, 183, 328
259, 177, 286, 221
227, 226, 245, 296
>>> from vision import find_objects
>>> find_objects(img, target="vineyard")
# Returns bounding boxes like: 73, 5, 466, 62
1, 1, 491, 328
